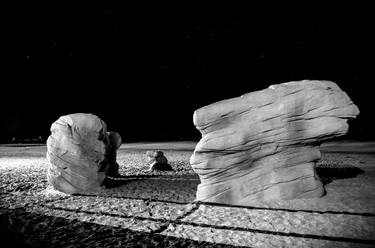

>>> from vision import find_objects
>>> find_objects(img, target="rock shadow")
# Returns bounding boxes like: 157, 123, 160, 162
102, 175, 162, 189
0, 207, 239, 248
316, 166, 365, 186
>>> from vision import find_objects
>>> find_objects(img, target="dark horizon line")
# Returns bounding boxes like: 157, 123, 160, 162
2, 137, 375, 145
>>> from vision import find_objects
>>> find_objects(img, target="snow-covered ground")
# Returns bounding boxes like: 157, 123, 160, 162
1, 142, 375, 247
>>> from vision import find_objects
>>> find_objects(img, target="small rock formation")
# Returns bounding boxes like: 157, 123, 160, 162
46, 113, 122, 194
146, 150, 173, 171
190, 80, 359, 205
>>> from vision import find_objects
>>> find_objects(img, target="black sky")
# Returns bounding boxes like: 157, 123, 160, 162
2, 3, 374, 142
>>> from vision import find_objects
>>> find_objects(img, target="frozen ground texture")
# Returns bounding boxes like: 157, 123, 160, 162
0, 141, 375, 247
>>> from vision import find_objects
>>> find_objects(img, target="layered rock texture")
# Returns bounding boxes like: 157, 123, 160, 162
46, 113, 122, 194
190, 80, 359, 205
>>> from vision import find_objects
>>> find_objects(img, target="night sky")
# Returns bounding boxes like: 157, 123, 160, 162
2, 3, 374, 142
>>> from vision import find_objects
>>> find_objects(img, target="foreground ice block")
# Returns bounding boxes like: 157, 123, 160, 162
190, 80, 359, 205
46, 113, 121, 194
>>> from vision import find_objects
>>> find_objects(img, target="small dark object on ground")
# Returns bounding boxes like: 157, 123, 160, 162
146, 150, 173, 171
149, 162, 174, 172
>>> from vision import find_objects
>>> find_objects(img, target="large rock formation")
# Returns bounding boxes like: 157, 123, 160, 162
46, 113, 122, 194
190, 80, 359, 205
